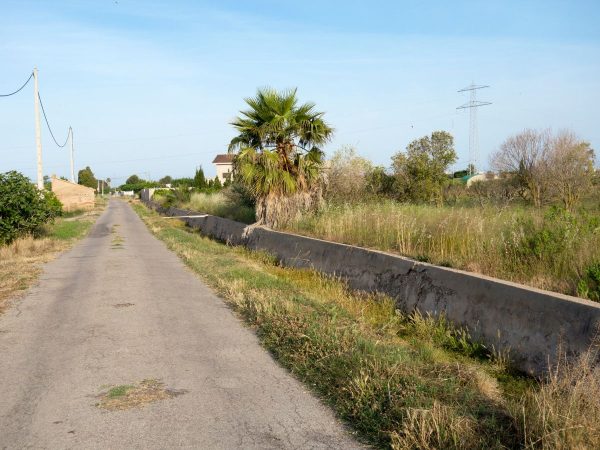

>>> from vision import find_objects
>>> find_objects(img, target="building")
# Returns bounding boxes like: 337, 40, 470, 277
212, 154, 234, 184
51, 176, 95, 211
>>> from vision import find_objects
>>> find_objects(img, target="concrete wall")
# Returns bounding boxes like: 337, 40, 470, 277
141, 195, 600, 376
51, 177, 95, 212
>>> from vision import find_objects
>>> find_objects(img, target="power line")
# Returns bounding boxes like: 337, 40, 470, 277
37, 92, 69, 148
0, 72, 33, 97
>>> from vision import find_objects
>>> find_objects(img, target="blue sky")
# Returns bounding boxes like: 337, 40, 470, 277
1, 0, 599, 183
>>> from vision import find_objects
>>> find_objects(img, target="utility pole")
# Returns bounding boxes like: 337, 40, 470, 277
69, 127, 75, 183
33, 67, 43, 189
457, 83, 491, 175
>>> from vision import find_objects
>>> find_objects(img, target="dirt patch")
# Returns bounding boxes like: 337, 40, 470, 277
96, 379, 187, 411
113, 303, 135, 308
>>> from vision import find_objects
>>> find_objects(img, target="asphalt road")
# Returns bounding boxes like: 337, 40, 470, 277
0, 199, 360, 449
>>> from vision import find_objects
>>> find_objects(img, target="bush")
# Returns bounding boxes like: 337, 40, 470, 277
578, 262, 600, 302
0, 171, 63, 245
185, 191, 255, 224
154, 187, 191, 207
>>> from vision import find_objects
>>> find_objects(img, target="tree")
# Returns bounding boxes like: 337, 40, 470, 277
193, 167, 207, 189
213, 176, 222, 189
228, 87, 333, 227
126, 174, 141, 185
491, 129, 552, 207
159, 175, 173, 185
391, 131, 457, 205
365, 166, 396, 198
325, 146, 373, 201
78, 166, 97, 189
0, 171, 62, 245
171, 177, 194, 187
547, 131, 595, 211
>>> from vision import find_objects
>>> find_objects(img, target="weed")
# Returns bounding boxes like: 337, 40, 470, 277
107, 385, 134, 398
97, 379, 186, 410
577, 262, 600, 302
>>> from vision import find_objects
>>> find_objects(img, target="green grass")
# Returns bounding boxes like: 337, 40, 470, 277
134, 202, 540, 448
45, 219, 93, 240
107, 384, 134, 398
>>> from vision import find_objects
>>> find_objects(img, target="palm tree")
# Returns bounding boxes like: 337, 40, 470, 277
228, 88, 333, 227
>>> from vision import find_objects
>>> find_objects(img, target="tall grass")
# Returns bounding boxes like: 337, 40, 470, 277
284, 200, 600, 297
183, 192, 255, 224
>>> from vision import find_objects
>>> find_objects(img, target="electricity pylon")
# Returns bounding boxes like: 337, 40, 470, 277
457, 83, 491, 175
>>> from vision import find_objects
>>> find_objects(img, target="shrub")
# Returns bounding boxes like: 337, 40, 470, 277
185, 191, 255, 224
0, 171, 63, 245
154, 187, 191, 207
578, 262, 600, 302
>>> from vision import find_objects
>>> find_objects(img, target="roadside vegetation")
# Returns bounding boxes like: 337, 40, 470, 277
284, 201, 600, 297
134, 201, 600, 449
0, 170, 105, 313
149, 100, 598, 300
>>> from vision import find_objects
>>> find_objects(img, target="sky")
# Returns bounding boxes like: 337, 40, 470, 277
1, 0, 599, 184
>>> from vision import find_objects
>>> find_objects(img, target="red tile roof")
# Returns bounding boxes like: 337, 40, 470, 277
212, 154, 235, 164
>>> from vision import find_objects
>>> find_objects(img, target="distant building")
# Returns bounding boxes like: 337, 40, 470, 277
212, 154, 234, 184
51, 177, 95, 211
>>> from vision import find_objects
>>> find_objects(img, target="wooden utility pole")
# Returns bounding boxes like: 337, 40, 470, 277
33, 67, 43, 189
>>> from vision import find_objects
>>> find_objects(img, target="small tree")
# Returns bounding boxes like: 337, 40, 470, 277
491, 129, 552, 207
548, 131, 595, 211
325, 146, 373, 202
229, 87, 333, 227
392, 131, 457, 205
213, 176, 222, 189
194, 166, 207, 189
78, 166, 97, 189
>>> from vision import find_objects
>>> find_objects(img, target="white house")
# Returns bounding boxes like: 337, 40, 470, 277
212, 154, 234, 184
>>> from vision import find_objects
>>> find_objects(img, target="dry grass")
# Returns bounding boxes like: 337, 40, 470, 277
0, 236, 63, 313
284, 201, 600, 297
96, 379, 186, 411
391, 401, 480, 450
512, 345, 600, 449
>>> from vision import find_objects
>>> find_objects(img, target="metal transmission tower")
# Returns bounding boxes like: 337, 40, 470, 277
457, 83, 491, 175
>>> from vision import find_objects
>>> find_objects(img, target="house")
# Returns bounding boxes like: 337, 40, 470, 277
51, 176, 95, 211
212, 154, 234, 184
